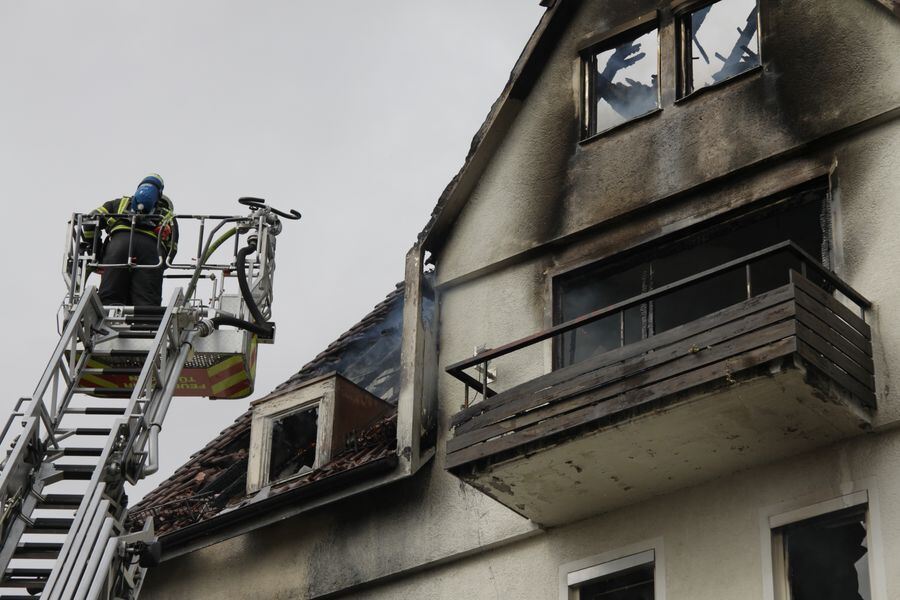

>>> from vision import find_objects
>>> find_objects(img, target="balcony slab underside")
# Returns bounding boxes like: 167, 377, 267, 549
446, 275, 875, 527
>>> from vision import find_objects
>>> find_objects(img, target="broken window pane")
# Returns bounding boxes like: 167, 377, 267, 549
781, 507, 871, 600
268, 406, 318, 483
684, 0, 759, 94
574, 563, 654, 600
587, 28, 659, 136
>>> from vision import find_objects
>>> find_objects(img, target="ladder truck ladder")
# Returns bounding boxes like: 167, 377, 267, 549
0, 198, 300, 599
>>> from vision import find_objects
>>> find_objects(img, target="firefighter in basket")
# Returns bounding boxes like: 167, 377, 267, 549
82, 173, 179, 306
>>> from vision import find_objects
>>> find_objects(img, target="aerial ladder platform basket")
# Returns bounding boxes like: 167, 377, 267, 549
0, 198, 299, 599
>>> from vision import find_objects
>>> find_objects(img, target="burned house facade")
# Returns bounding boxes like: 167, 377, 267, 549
138, 0, 900, 598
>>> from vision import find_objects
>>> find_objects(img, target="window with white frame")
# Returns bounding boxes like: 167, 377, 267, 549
677, 0, 760, 97
246, 373, 392, 493
771, 503, 872, 600
247, 383, 328, 493
566, 550, 655, 600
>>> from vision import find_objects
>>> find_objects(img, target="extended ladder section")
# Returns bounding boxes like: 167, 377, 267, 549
0, 199, 299, 599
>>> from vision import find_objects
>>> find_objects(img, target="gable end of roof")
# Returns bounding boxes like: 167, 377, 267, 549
417, 0, 576, 254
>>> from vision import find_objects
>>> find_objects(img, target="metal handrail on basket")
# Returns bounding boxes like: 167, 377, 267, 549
63, 211, 267, 315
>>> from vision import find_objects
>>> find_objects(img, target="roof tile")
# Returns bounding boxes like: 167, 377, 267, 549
128, 285, 405, 535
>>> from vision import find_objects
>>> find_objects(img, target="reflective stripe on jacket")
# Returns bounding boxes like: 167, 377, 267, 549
83, 196, 179, 254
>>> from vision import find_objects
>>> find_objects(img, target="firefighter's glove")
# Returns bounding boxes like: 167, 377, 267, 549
154, 224, 172, 242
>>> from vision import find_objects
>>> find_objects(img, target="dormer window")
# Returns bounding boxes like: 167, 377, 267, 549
677, 0, 760, 98
247, 373, 392, 493
582, 18, 660, 139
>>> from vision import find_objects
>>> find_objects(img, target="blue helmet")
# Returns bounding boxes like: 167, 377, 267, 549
140, 173, 164, 191
132, 173, 164, 213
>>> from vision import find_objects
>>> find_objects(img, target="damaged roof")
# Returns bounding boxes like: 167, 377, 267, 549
417, 0, 565, 252
128, 283, 406, 537
272, 282, 406, 403
129, 0, 558, 540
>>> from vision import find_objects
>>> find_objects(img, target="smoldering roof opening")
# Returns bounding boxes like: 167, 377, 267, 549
275, 282, 435, 405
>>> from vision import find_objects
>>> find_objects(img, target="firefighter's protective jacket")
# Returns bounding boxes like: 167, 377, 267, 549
83, 195, 179, 255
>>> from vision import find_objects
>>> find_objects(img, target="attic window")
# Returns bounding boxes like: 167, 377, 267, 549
247, 373, 393, 494
677, 0, 760, 98
268, 405, 318, 483
582, 21, 659, 139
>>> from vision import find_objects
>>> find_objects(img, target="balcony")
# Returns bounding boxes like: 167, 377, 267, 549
445, 242, 874, 526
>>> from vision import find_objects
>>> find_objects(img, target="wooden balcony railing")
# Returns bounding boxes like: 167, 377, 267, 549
447, 241, 870, 405
445, 243, 874, 472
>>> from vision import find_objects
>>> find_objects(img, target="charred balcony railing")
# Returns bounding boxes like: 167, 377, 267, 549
446, 241, 871, 408
444, 241, 874, 525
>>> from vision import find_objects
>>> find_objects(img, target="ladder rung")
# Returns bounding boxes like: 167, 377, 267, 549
13, 542, 63, 559
53, 464, 96, 480
125, 316, 164, 324
24, 517, 73, 534
3, 569, 51, 577
81, 367, 143, 376
122, 323, 160, 331
37, 494, 84, 509
1, 568, 49, 588
60, 427, 112, 436
0, 581, 47, 591
116, 331, 157, 339
72, 388, 132, 397
61, 447, 103, 457
122, 314, 164, 322
129, 306, 168, 316
63, 407, 127, 415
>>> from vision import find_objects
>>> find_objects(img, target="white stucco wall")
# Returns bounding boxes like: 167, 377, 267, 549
345, 433, 900, 600
142, 427, 900, 599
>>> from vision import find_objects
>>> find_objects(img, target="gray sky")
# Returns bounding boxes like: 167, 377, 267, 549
0, 1, 543, 498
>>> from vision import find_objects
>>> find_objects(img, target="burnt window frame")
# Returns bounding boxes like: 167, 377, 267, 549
551, 181, 833, 370
770, 500, 874, 600
675, 0, 762, 100
265, 403, 320, 485
580, 12, 662, 141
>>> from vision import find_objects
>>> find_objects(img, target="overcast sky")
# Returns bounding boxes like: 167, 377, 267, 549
0, 1, 544, 499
